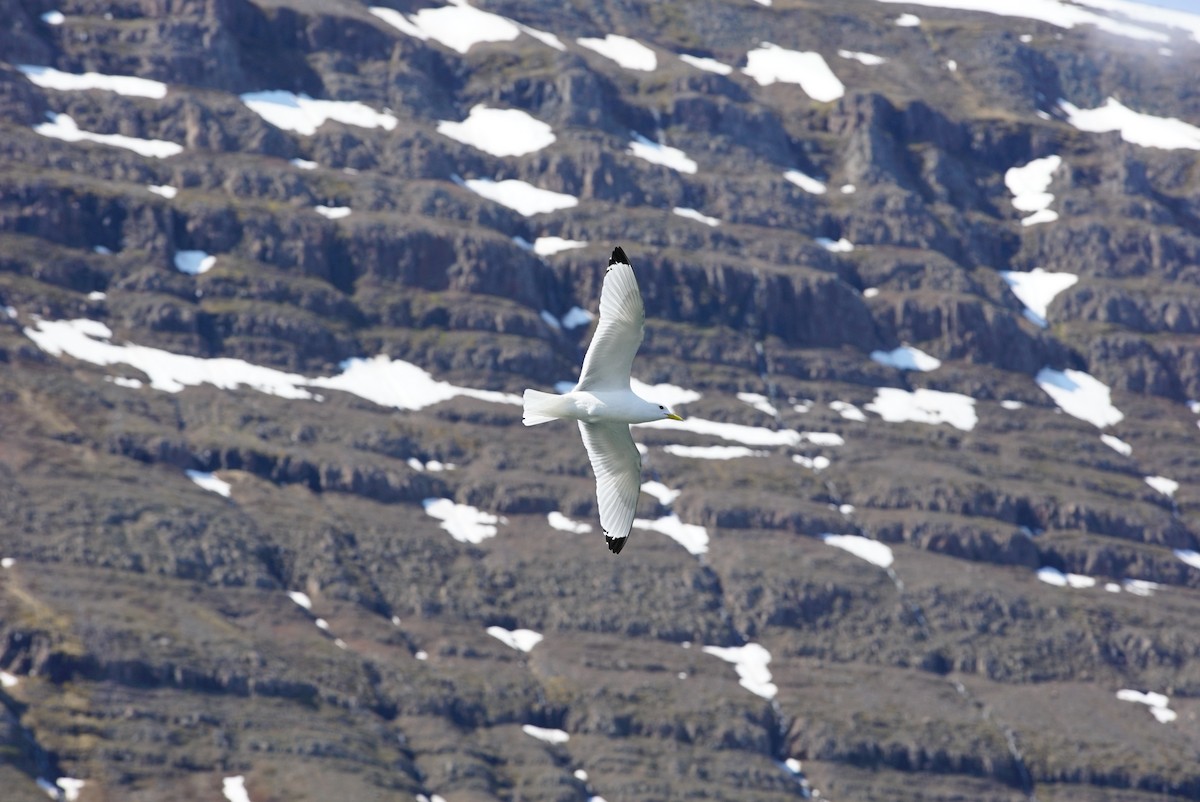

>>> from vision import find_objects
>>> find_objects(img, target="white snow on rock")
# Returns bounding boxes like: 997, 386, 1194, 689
865, 388, 977, 431
290, 158, 318, 170
816, 236, 854, 253
55, 779, 85, 802
800, 431, 844, 446
1100, 434, 1132, 456
1144, 475, 1179, 498
895, 12, 921, 26
793, 454, 831, 471
286, 591, 313, 610
240, 90, 397, 136
738, 392, 778, 416
830, 400, 867, 422
664, 444, 766, 460
87, 290, 107, 300
547, 511, 592, 534
0, 558, 12, 569
837, 49, 886, 65
522, 724, 570, 744
1175, 549, 1200, 570
458, 177, 579, 216
18, 64, 167, 98
840, 183, 856, 194
633, 514, 708, 555
24, 318, 522, 409
487, 625, 544, 652
1035, 368, 1124, 428
1, 671, 18, 688
679, 53, 733, 74
876, 0, 1177, 43
1005, 154, 1062, 226
437, 104, 555, 157
186, 470, 231, 497
41, 10, 65, 24
1036, 567, 1096, 588
314, 205, 351, 220
783, 169, 827, 194
1000, 399, 1024, 410
222, 776, 251, 802
820, 534, 894, 568
1060, 97, 1200, 150
147, 184, 177, 199
629, 133, 697, 173
577, 34, 657, 71
1116, 689, 1177, 723
559, 306, 594, 329
743, 44, 845, 101
673, 207, 719, 226
34, 112, 182, 158
642, 480, 681, 506
370, 1, 560, 54
533, 237, 587, 256
1000, 268, 1078, 328
870, 345, 941, 372
174, 250, 216, 275
701, 643, 777, 699
640, 416, 801, 447
422, 498, 502, 544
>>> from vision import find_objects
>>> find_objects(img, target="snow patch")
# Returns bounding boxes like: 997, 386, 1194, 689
743, 44, 845, 101
679, 53, 733, 74
1005, 155, 1062, 226
876, 0, 1174, 42
830, 400, 867, 422
1117, 689, 1177, 723
837, 49, 886, 65
41, 10, 65, 24
370, 1, 558, 54
522, 724, 569, 744
240, 90, 397, 136
1036, 567, 1096, 588
1174, 549, 1200, 570
290, 158, 318, 170
458, 177, 579, 216
314, 205, 351, 220
577, 34, 657, 71
793, 454, 831, 471
186, 470, 231, 497
18, 64, 167, 98
287, 591, 312, 610
1, 671, 17, 688
534, 237, 587, 256
1100, 434, 1132, 456
34, 112, 182, 158
673, 207, 719, 226
1060, 97, 1200, 150
738, 392, 778, 416
870, 345, 941, 372
1144, 475, 1179, 497
866, 388, 977, 431
422, 498, 502, 544
629, 378, 701, 408
895, 13, 921, 26
701, 643, 777, 699
437, 104, 555, 157
1035, 368, 1124, 428
640, 416, 801, 447
547, 511, 592, 534
641, 480, 681, 507
784, 169, 827, 194
147, 184, 177, 199
633, 514, 708, 555
821, 534, 894, 568
816, 236, 854, 253
629, 133, 697, 173
174, 250, 216, 275
487, 626, 544, 652
664, 445, 766, 460
1000, 268, 1078, 328
560, 306, 593, 329
222, 776, 251, 802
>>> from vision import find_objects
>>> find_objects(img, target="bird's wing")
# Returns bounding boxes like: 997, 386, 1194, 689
578, 420, 641, 553
575, 248, 645, 392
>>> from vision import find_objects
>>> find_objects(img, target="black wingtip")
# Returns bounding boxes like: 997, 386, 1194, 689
606, 535, 627, 554
609, 246, 629, 267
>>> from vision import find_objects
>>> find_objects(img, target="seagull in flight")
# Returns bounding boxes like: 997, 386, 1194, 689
522, 247, 684, 554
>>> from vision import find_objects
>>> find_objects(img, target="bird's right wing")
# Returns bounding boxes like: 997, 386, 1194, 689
578, 420, 641, 553
575, 248, 645, 392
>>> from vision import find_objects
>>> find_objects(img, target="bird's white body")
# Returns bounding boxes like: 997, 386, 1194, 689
526, 388, 667, 425
521, 247, 683, 554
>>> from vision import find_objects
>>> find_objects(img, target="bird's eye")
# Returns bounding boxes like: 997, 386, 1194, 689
658, 405, 664, 409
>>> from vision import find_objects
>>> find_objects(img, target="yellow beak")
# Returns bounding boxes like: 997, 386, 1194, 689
667, 413, 684, 421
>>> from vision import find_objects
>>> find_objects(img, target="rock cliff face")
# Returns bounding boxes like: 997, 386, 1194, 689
2, 0, 1200, 800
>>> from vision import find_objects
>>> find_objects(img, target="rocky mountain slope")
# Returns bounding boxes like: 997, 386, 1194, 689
3, 0, 1200, 799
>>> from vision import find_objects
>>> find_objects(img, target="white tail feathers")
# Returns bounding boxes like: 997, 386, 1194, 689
523, 389, 562, 426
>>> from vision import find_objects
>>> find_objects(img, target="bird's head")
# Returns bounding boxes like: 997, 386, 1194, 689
657, 404, 684, 422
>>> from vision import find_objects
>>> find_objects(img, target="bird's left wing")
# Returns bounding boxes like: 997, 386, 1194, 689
578, 420, 642, 553
575, 247, 645, 392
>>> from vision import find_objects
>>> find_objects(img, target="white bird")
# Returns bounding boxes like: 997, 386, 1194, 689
523, 247, 684, 554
